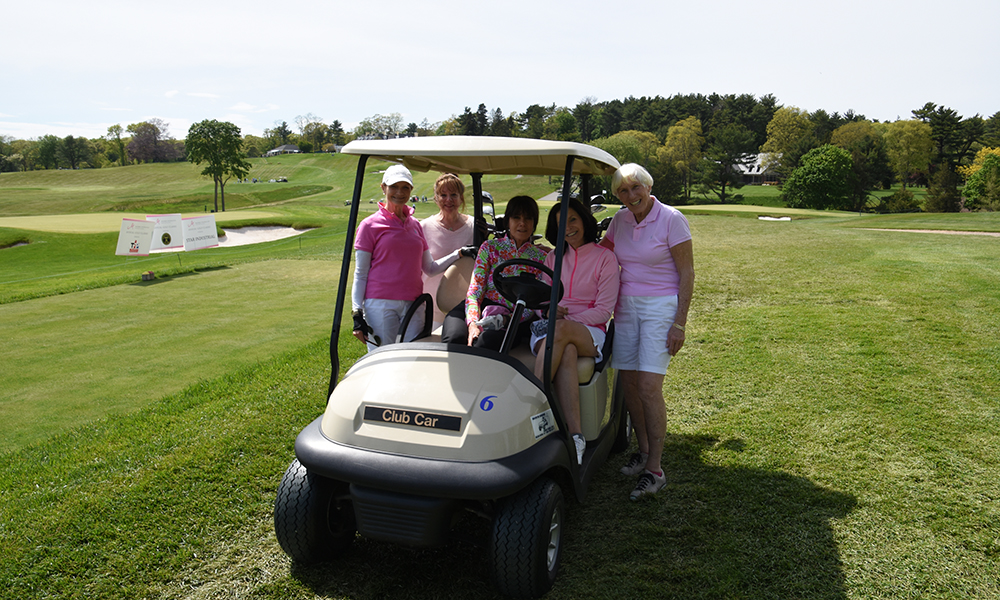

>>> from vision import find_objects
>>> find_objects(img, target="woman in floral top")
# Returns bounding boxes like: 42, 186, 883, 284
440, 195, 547, 349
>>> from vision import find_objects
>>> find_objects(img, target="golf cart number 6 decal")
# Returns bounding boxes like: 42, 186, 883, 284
363, 406, 461, 432
479, 396, 496, 411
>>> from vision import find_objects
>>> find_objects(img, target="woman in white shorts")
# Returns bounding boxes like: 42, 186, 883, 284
531, 197, 620, 465
600, 163, 695, 500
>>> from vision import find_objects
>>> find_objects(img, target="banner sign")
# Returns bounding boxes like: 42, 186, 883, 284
115, 218, 156, 257
147, 214, 184, 252
182, 215, 219, 251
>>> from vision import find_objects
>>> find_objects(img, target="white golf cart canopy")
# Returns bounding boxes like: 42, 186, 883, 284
341, 135, 620, 176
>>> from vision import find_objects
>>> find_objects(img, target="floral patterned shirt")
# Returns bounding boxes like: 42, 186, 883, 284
465, 237, 549, 325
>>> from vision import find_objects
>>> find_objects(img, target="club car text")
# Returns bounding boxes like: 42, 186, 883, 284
364, 406, 461, 432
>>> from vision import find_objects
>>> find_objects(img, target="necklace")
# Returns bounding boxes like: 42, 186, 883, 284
440, 214, 464, 231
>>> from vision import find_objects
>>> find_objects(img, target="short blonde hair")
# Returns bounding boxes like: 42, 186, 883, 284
434, 173, 466, 211
612, 163, 654, 194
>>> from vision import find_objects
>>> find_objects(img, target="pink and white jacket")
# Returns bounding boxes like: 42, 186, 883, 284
541, 243, 620, 332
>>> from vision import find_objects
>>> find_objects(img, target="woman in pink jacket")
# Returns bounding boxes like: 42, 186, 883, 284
531, 197, 620, 465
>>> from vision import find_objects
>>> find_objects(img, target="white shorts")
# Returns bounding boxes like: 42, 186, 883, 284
611, 295, 678, 375
530, 322, 606, 363
363, 298, 426, 353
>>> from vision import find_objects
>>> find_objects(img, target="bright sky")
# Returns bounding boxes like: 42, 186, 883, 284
3, 0, 997, 142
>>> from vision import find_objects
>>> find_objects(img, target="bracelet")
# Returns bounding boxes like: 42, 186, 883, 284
672, 323, 686, 332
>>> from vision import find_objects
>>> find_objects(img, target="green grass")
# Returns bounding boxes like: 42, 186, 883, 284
0, 260, 347, 452
2, 157, 1000, 599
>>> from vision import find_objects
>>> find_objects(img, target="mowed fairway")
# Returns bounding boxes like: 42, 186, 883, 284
4, 155, 1000, 599
0, 259, 339, 452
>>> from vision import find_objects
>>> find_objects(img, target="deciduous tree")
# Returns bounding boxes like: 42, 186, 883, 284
659, 116, 704, 202
543, 108, 580, 142
186, 120, 251, 212
883, 120, 933, 189
761, 107, 814, 179
831, 121, 893, 210
106, 124, 129, 166
59, 135, 88, 169
354, 113, 403, 139
37, 135, 60, 169
960, 148, 1000, 210
127, 119, 180, 163
781, 145, 855, 210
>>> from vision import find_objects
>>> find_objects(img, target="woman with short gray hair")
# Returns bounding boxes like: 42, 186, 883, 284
600, 163, 695, 500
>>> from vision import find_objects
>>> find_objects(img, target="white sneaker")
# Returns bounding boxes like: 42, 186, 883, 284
629, 470, 666, 500
573, 434, 586, 465
619, 451, 648, 476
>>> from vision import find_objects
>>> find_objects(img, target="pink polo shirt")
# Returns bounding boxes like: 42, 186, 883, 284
603, 200, 691, 297
354, 202, 429, 301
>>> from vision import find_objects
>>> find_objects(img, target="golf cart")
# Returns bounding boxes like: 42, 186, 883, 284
273, 136, 628, 599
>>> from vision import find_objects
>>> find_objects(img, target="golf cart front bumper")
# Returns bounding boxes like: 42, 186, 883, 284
295, 416, 569, 500
295, 417, 570, 546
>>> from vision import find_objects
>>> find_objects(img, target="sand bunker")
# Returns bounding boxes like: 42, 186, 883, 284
218, 226, 313, 247
865, 228, 1000, 237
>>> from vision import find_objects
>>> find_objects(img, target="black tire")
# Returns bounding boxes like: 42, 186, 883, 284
611, 410, 632, 454
610, 373, 632, 454
273, 458, 356, 563
490, 478, 565, 599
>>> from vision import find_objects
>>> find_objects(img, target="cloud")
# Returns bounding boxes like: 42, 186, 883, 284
187, 92, 220, 99
228, 102, 279, 113
165, 90, 179, 98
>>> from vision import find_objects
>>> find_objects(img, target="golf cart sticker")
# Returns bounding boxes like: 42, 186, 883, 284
531, 409, 556, 439
363, 406, 461, 432
479, 396, 496, 411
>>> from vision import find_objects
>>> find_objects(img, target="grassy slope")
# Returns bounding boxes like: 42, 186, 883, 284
2, 156, 1000, 598
2, 215, 999, 599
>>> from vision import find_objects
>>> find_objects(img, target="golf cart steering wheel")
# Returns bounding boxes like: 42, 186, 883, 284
492, 259, 563, 310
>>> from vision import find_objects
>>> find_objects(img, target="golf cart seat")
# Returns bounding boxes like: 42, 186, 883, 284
436, 255, 476, 319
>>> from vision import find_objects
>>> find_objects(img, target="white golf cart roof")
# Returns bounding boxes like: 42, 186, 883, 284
341, 135, 620, 176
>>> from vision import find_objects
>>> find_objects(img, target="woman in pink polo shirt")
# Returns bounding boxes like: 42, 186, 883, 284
531, 197, 620, 465
601, 163, 694, 500
351, 165, 471, 352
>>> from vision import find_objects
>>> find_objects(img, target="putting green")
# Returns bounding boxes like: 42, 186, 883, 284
0, 210, 282, 233
681, 204, 860, 217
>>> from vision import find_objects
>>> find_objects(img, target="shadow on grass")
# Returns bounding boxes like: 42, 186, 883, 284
283, 434, 856, 600
564, 434, 859, 599
128, 265, 231, 286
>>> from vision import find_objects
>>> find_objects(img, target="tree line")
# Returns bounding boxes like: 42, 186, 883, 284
3, 94, 999, 212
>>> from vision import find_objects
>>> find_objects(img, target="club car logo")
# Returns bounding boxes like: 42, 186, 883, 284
363, 406, 461, 432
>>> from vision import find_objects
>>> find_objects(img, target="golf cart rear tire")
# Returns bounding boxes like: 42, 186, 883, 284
274, 458, 355, 563
610, 373, 631, 454
490, 477, 564, 599
611, 410, 632, 454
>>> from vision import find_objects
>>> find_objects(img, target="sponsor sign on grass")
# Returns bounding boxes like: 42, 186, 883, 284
115, 218, 156, 256
147, 213, 184, 251
182, 215, 219, 251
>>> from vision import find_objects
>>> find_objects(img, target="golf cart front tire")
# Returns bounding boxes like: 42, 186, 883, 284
490, 477, 565, 599
274, 458, 356, 563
